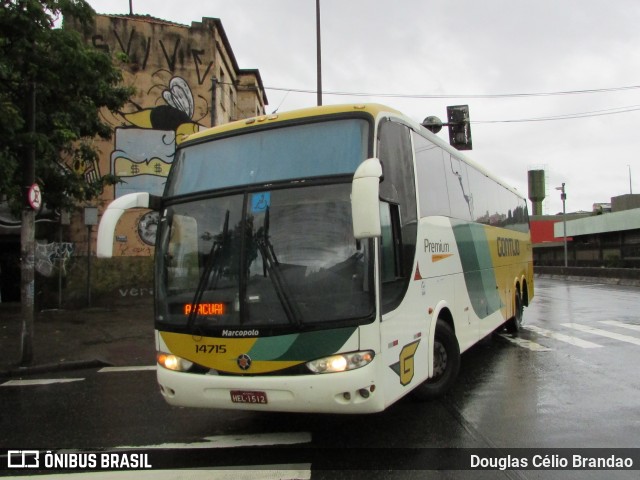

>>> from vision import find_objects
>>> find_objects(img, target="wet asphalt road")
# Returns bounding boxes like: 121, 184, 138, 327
1, 277, 638, 478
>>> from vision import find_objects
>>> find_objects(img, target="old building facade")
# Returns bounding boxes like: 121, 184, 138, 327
0, 13, 267, 304
74, 14, 267, 257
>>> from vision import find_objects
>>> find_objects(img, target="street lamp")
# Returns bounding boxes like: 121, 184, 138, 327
555, 183, 568, 268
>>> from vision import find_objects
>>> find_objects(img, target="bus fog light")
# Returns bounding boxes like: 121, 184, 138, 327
358, 388, 370, 399
157, 352, 193, 372
306, 351, 374, 373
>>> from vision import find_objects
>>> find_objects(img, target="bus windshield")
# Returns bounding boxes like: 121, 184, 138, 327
155, 184, 374, 331
165, 118, 369, 196
155, 117, 374, 332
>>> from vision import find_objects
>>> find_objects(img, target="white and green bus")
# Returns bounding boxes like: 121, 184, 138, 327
97, 104, 533, 414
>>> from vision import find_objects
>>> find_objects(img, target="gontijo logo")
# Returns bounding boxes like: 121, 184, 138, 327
497, 237, 520, 257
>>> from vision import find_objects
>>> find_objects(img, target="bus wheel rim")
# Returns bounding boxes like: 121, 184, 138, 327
433, 341, 448, 378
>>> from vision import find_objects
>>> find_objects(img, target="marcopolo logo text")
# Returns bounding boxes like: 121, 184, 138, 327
222, 329, 259, 337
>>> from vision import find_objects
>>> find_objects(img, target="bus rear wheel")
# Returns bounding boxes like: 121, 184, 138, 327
505, 291, 524, 333
412, 319, 460, 400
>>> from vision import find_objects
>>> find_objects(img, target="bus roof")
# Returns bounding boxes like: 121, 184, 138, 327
182, 103, 525, 201
184, 103, 400, 144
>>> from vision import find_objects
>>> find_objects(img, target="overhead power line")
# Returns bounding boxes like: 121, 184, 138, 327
473, 104, 640, 124
258, 83, 640, 123
263, 84, 640, 99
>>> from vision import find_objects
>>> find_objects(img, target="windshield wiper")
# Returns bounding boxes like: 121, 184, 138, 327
187, 210, 229, 330
255, 207, 302, 326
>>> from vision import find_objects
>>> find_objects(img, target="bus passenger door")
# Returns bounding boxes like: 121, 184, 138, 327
376, 120, 427, 402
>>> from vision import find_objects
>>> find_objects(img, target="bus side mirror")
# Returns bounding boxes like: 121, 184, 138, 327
96, 192, 160, 258
352, 157, 382, 239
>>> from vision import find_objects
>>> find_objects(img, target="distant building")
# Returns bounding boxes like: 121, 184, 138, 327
532, 194, 640, 268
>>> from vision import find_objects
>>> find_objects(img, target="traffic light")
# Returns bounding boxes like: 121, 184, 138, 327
446, 105, 472, 150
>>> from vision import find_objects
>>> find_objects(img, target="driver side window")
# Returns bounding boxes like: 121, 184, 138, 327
377, 120, 417, 313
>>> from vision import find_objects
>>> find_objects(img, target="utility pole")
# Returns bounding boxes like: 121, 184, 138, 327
316, 0, 322, 106
556, 183, 568, 268
20, 82, 36, 366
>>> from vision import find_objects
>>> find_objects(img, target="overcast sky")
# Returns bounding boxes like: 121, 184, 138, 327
86, 0, 640, 215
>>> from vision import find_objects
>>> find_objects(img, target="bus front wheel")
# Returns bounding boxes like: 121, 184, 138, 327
412, 319, 460, 400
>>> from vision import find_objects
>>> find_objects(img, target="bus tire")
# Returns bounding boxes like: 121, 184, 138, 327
505, 291, 524, 333
412, 319, 460, 400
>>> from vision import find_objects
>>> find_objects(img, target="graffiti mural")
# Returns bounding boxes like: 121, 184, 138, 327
99, 71, 206, 255
112, 75, 203, 198
73, 15, 264, 257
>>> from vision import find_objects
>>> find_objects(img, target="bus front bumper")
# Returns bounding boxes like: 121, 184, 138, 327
156, 361, 385, 414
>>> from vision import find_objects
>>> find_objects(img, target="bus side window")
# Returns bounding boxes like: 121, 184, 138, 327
377, 120, 417, 313
380, 201, 402, 284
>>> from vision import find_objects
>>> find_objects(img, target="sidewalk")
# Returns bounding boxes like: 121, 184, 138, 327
0, 302, 156, 378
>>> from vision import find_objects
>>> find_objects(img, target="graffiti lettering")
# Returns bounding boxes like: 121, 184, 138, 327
104, 27, 211, 75
118, 287, 153, 297
159, 38, 181, 72
113, 28, 136, 58
35, 241, 75, 277
191, 49, 214, 85
91, 35, 110, 54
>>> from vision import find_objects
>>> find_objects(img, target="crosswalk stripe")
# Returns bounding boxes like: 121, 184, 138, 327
498, 334, 551, 351
524, 325, 603, 348
599, 320, 640, 332
561, 323, 640, 346
116, 432, 312, 450
98, 366, 156, 373
1, 378, 84, 387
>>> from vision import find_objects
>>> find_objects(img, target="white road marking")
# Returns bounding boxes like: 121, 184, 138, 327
1, 378, 84, 387
524, 325, 603, 348
498, 334, 552, 351
0, 468, 312, 480
116, 432, 312, 450
599, 320, 640, 332
98, 366, 157, 373
561, 323, 640, 346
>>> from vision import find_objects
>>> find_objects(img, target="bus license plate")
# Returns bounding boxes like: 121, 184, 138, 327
230, 390, 268, 404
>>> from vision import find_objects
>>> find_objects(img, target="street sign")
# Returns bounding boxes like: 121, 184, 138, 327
27, 184, 42, 211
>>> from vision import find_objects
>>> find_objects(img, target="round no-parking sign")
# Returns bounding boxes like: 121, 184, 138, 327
28, 183, 42, 211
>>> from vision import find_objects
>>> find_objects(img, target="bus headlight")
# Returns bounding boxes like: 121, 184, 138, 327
157, 352, 193, 372
306, 351, 374, 374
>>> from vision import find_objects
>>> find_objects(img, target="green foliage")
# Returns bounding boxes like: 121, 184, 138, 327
0, 0, 134, 214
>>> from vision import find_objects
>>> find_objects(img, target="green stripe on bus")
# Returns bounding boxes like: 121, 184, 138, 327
247, 333, 299, 360
452, 222, 503, 319
252, 327, 358, 361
